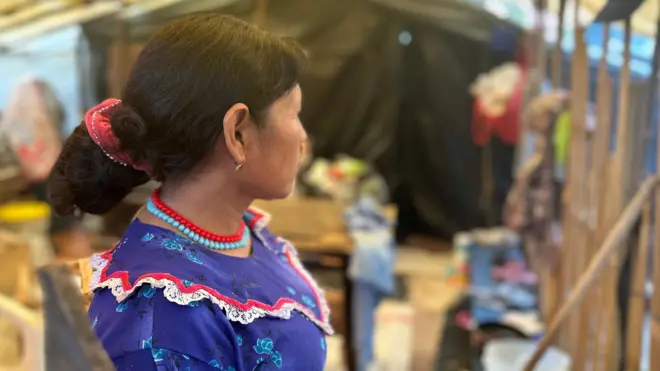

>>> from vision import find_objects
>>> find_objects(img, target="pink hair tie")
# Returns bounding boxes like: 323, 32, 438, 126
84, 98, 153, 175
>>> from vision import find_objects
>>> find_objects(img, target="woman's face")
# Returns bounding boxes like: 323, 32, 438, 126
238, 85, 307, 199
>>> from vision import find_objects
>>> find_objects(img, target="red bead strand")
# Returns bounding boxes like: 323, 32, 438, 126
151, 188, 246, 243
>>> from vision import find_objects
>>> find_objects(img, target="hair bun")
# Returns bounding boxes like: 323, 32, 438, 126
109, 104, 148, 160
48, 123, 150, 216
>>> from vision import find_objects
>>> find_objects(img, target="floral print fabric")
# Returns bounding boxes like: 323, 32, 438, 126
88, 218, 329, 370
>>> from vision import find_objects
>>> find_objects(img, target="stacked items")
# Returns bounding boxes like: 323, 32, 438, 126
448, 228, 543, 340
445, 233, 471, 288
0, 230, 41, 369
0, 201, 54, 268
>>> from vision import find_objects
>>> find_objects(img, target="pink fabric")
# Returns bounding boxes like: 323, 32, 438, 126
84, 98, 152, 174
491, 261, 538, 285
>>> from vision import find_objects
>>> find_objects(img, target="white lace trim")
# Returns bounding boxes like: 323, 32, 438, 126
89, 253, 106, 291
89, 209, 334, 335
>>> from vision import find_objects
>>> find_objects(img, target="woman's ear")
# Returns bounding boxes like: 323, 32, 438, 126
223, 103, 250, 166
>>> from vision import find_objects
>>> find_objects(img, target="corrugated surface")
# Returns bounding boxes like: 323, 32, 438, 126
0, 0, 242, 50
0, 1, 122, 50
569, 0, 659, 36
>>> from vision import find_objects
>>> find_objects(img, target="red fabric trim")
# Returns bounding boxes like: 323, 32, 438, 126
245, 208, 264, 229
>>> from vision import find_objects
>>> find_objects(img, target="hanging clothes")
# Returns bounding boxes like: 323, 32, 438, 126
503, 91, 569, 268
471, 62, 526, 147
0, 79, 63, 183
552, 106, 596, 182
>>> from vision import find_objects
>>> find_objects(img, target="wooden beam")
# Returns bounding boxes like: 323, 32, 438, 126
522, 176, 659, 371
0, 2, 121, 50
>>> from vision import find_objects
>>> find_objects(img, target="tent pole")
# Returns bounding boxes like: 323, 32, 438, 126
253, 0, 269, 27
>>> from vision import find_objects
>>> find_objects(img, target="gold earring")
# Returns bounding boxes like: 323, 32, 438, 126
235, 163, 243, 171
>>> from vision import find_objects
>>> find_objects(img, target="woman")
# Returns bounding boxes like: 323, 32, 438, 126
48, 14, 332, 370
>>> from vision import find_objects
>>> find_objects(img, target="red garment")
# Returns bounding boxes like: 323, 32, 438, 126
471, 66, 525, 147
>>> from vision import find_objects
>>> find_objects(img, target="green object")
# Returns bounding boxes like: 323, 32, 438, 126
554, 110, 571, 166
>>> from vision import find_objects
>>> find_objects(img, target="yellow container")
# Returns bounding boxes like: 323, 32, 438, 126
0, 201, 50, 224
0, 201, 52, 267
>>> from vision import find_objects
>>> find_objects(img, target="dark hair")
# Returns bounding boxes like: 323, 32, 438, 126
49, 14, 306, 216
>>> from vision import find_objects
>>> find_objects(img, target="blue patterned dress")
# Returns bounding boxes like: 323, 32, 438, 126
88, 209, 333, 370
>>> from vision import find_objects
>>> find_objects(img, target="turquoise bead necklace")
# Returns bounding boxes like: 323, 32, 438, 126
145, 190, 249, 250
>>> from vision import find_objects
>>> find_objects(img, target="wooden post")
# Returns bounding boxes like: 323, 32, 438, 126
576, 22, 613, 370
522, 176, 658, 371
602, 18, 633, 370
651, 185, 660, 369
568, 28, 590, 368
253, 0, 269, 27
624, 201, 651, 371
649, 36, 660, 368
562, 0, 590, 357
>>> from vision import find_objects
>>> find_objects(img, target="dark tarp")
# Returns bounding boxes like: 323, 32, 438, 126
80, 0, 518, 241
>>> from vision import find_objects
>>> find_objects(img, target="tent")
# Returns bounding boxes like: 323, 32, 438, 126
1, 0, 537, 240
75, 0, 524, 240
13, 0, 658, 240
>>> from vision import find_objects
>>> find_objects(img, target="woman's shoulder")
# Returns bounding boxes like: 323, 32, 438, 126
90, 285, 240, 369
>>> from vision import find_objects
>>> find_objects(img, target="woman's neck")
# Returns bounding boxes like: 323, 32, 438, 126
158, 179, 252, 236
138, 176, 253, 259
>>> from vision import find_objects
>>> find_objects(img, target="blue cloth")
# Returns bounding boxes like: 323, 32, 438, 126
344, 196, 396, 371
88, 211, 332, 371
344, 196, 396, 294
351, 282, 385, 371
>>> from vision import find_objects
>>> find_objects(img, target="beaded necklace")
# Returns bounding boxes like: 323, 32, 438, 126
145, 189, 250, 250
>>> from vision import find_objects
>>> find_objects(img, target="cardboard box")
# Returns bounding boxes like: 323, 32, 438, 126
251, 197, 396, 241
0, 231, 35, 305
251, 198, 347, 239
370, 300, 415, 371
